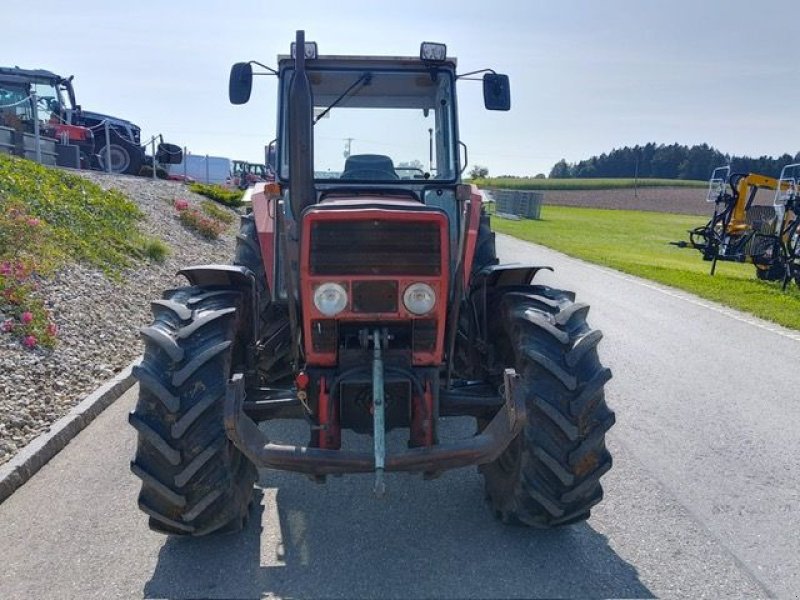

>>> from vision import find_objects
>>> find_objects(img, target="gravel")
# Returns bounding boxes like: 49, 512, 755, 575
0, 171, 240, 465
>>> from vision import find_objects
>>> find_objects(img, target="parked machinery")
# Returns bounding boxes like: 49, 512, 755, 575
752, 163, 800, 288
232, 160, 268, 189
684, 166, 785, 275
129, 31, 615, 536
0, 66, 182, 175
0, 70, 94, 166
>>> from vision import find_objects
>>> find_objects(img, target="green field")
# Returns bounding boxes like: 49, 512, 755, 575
491, 205, 800, 331
473, 177, 707, 191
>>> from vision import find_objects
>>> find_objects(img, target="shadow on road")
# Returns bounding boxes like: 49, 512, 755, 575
144, 476, 651, 599
145, 419, 651, 599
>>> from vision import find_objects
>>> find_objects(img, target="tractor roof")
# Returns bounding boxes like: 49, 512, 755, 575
277, 55, 457, 69
0, 66, 65, 85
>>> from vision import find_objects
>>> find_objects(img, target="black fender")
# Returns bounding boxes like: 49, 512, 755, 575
178, 265, 260, 343
455, 263, 554, 380
470, 263, 553, 289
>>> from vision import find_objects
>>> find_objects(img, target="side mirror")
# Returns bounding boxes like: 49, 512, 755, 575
156, 143, 183, 165
483, 73, 510, 111
265, 139, 276, 169
229, 62, 253, 105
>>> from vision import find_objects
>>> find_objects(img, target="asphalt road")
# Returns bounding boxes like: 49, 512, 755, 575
2, 235, 798, 599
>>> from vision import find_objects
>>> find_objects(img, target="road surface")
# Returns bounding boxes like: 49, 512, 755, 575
1, 235, 797, 599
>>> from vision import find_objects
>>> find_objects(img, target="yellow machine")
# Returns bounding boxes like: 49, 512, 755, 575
755, 163, 800, 287
686, 166, 787, 275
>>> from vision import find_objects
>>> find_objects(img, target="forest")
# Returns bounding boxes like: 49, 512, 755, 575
548, 143, 800, 180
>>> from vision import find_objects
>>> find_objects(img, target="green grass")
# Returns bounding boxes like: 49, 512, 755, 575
200, 199, 236, 224
491, 205, 800, 330
189, 183, 244, 208
0, 154, 166, 274
143, 239, 170, 262
472, 177, 707, 191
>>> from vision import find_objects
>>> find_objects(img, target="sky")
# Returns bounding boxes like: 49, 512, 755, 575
5, 0, 799, 177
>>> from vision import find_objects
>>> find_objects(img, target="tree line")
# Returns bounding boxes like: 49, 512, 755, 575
549, 143, 800, 180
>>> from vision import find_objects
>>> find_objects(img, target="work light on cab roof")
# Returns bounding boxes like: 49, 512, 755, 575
420, 42, 447, 63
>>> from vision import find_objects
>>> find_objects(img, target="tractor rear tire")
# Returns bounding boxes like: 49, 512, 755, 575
130, 286, 257, 536
233, 213, 292, 383
481, 285, 615, 527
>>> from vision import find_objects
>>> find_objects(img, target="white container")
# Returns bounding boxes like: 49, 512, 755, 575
168, 154, 232, 185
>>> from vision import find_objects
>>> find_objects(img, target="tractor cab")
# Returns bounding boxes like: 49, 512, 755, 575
230, 38, 509, 202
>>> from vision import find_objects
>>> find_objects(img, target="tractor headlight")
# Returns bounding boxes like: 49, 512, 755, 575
313, 282, 348, 316
403, 283, 436, 315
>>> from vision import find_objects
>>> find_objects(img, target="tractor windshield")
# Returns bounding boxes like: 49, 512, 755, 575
278, 67, 458, 182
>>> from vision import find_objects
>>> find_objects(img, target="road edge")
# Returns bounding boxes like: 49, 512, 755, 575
0, 356, 141, 504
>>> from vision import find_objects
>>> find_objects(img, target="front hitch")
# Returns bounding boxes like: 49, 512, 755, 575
223, 370, 525, 478
371, 328, 387, 497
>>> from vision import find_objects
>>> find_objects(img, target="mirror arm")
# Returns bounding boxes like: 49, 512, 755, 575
249, 60, 279, 76
456, 68, 496, 80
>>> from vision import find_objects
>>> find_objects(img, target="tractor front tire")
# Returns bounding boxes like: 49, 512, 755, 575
481, 285, 615, 527
130, 286, 257, 536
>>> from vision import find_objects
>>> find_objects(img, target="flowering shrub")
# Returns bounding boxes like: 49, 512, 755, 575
0, 204, 58, 349
176, 204, 227, 240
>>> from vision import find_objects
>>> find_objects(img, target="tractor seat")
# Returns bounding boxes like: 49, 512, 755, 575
340, 154, 399, 180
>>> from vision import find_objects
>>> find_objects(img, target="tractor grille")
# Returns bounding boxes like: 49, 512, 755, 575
352, 281, 398, 313
413, 319, 437, 353
311, 319, 337, 353
310, 221, 440, 276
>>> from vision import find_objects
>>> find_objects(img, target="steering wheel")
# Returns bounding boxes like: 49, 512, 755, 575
340, 169, 399, 181
37, 96, 61, 115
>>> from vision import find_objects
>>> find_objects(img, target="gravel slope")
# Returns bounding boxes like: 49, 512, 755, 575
0, 171, 239, 465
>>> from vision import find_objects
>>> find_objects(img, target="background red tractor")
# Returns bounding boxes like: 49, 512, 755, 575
129, 31, 615, 536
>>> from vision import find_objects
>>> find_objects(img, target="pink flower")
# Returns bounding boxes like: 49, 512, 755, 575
2, 319, 14, 333
46, 322, 58, 337
174, 199, 189, 211
0, 262, 10, 276
23, 335, 37, 349
27, 217, 40, 227
14, 261, 28, 280
21, 311, 33, 325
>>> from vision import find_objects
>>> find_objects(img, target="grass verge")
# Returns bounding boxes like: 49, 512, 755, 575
491, 204, 800, 331
189, 183, 244, 208
0, 154, 168, 348
0, 154, 164, 273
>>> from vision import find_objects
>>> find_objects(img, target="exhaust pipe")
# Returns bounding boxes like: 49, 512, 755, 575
288, 30, 316, 222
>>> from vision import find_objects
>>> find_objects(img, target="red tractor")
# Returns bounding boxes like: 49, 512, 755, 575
130, 31, 615, 536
